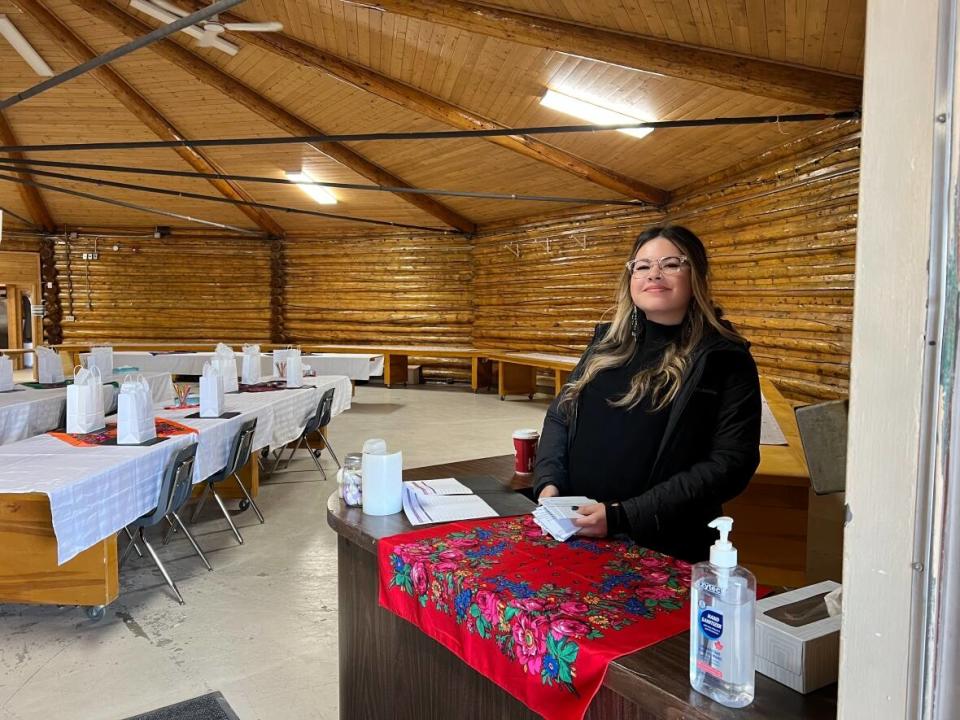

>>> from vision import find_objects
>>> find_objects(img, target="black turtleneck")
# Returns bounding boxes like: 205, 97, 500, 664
566, 316, 682, 516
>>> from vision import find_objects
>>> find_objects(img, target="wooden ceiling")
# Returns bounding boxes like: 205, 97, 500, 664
0, 0, 864, 235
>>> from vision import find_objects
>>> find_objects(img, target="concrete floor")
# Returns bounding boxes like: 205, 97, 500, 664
0, 383, 550, 720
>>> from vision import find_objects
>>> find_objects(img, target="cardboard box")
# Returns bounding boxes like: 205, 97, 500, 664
755, 580, 841, 693
407, 364, 422, 385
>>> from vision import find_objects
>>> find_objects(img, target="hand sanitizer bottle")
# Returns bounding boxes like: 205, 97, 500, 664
689, 516, 756, 708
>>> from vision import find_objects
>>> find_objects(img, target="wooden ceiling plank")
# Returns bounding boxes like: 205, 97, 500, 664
209, 15, 668, 203
838, 1, 865, 75
369, 0, 862, 108
68, 0, 476, 233
689, 0, 720, 46
745, 0, 771, 57
802, 0, 828, 69
9, 0, 285, 236
820, 0, 850, 71
784, 0, 807, 65
0, 110, 56, 231
665, 0, 704, 45
764, 0, 787, 61
706, 0, 736, 49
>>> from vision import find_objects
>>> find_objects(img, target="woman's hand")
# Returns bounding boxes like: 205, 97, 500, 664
573, 503, 608, 537
537, 484, 560, 501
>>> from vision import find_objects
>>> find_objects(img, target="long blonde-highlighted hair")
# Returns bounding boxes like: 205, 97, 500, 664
560, 225, 746, 414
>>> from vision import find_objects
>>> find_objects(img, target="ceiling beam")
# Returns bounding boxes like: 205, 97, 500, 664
0, 110, 56, 231
182, 4, 668, 205
10, 0, 286, 237
367, 0, 863, 110
69, 0, 476, 234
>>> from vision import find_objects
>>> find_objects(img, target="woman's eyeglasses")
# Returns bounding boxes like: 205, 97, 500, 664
625, 256, 689, 277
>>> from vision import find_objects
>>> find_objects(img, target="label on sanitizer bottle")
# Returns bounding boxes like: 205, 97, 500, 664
696, 607, 725, 679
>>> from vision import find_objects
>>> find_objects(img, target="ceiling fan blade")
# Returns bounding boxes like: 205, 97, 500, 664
223, 21, 283, 32
147, 0, 190, 18
197, 26, 222, 47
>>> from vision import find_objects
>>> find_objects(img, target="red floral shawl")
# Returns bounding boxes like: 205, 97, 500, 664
378, 515, 693, 720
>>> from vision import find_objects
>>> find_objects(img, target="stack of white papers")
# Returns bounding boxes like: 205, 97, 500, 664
533, 496, 596, 542
402, 478, 498, 526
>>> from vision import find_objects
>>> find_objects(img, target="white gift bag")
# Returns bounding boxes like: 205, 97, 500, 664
285, 348, 303, 388
66, 367, 106, 433
0, 355, 13, 392
117, 376, 156, 445
87, 345, 114, 378
214, 343, 239, 393
37, 346, 65, 384
242, 344, 261, 385
199, 361, 225, 418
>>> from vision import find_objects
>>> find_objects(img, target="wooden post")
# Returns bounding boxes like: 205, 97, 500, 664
39, 235, 62, 345
270, 236, 286, 345
5, 284, 23, 369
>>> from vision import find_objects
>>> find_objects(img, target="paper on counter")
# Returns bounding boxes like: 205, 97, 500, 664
405, 478, 473, 495
402, 484, 497, 525
761, 396, 788, 445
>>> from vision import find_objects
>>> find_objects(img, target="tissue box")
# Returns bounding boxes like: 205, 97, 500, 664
755, 580, 841, 694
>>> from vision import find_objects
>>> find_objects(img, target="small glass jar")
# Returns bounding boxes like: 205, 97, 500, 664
339, 453, 363, 507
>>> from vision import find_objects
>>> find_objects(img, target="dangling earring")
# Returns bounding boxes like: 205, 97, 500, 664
631, 306, 641, 339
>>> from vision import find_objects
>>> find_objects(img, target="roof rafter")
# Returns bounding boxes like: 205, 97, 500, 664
366, 0, 863, 110
68, 0, 477, 233
11, 0, 286, 237
179, 3, 668, 205
0, 110, 56, 231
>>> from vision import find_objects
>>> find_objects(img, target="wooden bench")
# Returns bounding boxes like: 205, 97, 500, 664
477, 350, 578, 399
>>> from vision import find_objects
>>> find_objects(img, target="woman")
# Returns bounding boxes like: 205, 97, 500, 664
534, 225, 761, 562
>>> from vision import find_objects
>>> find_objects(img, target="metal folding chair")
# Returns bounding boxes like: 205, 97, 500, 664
192, 418, 261, 545
270, 388, 340, 479
119, 442, 203, 605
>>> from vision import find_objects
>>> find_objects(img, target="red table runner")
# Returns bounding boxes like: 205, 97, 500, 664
378, 515, 693, 720
50, 418, 195, 447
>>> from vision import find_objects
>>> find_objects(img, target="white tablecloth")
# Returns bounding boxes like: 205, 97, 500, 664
97, 351, 273, 377
0, 432, 193, 564
0, 374, 351, 565
299, 353, 384, 380
0, 372, 174, 447
104, 351, 386, 382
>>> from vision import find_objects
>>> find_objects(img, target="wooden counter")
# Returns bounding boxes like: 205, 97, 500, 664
327, 456, 836, 720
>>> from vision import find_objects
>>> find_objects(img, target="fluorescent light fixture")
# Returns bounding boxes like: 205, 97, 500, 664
286, 171, 338, 205
540, 88, 653, 139
128, 0, 239, 56
0, 15, 53, 77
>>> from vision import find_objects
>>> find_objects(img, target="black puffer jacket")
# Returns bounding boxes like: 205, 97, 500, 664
533, 323, 762, 562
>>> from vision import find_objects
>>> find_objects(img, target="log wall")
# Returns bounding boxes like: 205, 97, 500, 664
473, 122, 859, 402
283, 231, 474, 380
53, 231, 272, 343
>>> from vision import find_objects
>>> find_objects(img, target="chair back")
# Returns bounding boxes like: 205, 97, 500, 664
224, 418, 258, 478
136, 442, 198, 527
304, 388, 336, 435
795, 399, 848, 495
